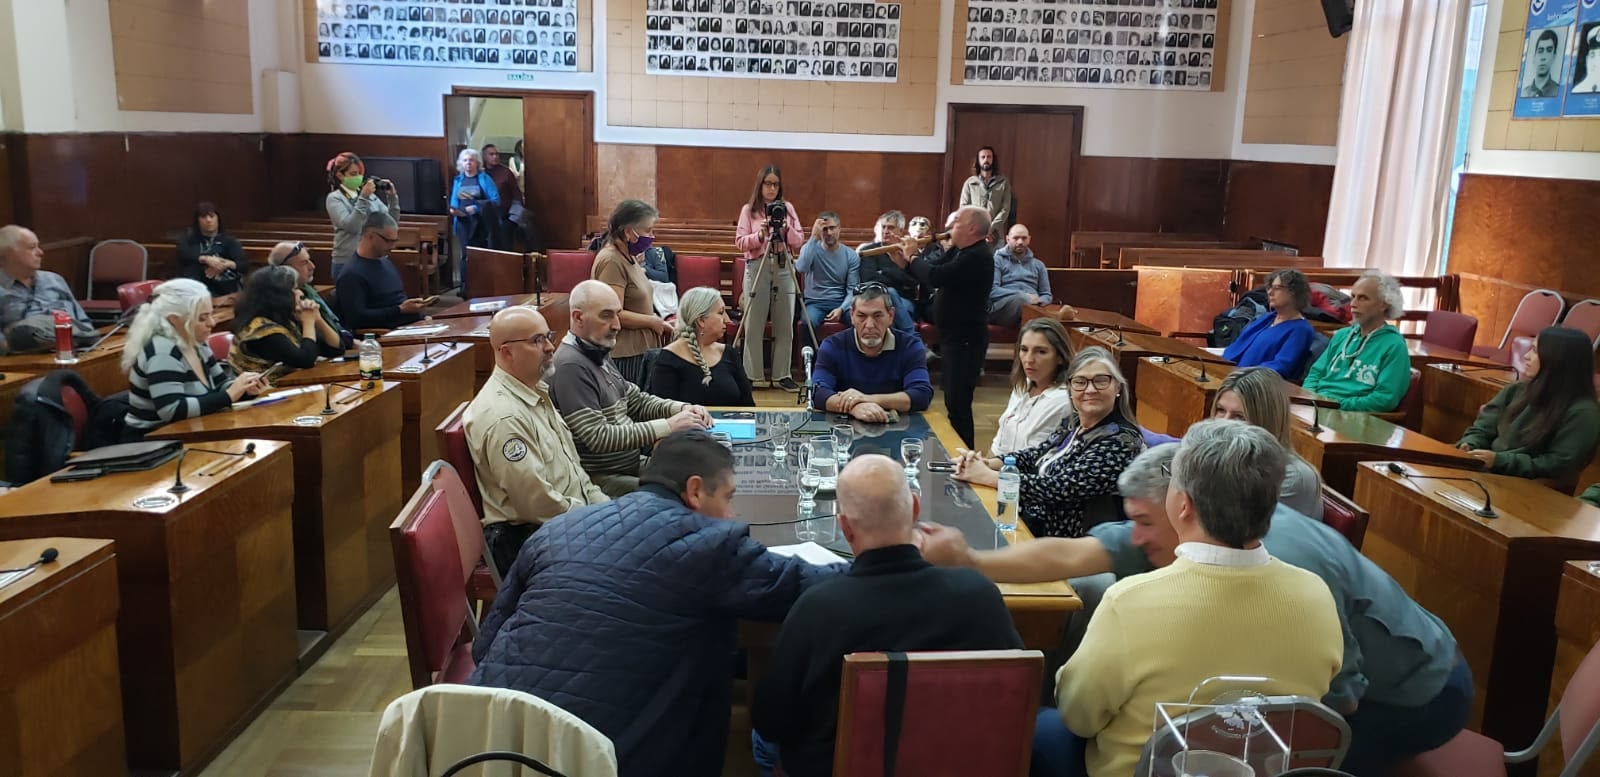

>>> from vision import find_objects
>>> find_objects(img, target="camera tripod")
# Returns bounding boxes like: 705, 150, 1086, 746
732, 225, 819, 404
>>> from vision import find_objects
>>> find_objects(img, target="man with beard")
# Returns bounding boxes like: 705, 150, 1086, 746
958, 145, 1012, 242
465, 305, 609, 574
810, 285, 933, 422
550, 280, 712, 497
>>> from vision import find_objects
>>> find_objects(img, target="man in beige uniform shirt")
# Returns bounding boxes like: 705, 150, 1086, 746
465, 305, 608, 574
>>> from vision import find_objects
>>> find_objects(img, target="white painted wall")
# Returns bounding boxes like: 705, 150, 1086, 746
1463, 0, 1600, 181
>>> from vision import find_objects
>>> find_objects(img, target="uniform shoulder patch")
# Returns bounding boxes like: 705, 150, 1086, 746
502, 437, 529, 462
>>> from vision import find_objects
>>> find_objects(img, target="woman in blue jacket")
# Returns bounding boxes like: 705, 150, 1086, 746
1223, 268, 1318, 380
450, 147, 501, 296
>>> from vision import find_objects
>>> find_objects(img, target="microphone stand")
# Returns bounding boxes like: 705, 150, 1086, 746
170, 443, 260, 492
1291, 397, 1324, 433
321, 382, 373, 415
1157, 354, 1210, 383
1385, 463, 1497, 518
420, 336, 434, 365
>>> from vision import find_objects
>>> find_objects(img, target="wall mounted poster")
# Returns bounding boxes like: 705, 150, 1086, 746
1563, 0, 1600, 115
313, 0, 579, 71
645, 0, 903, 81
961, 0, 1219, 90
1514, 0, 1576, 117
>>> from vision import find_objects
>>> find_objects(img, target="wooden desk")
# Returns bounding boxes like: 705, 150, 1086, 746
1066, 327, 1165, 402
273, 344, 476, 488
433, 292, 540, 320
149, 384, 405, 637
0, 345, 126, 397
1420, 364, 1515, 443
1544, 561, 1600, 777
1353, 462, 1600, 749
1021, 304, 1159, 335
1135, 357, 1234, 437
0, 537, 125, 777
1407, 340, 1500, 370
1288, 405, 1481, 497
0, 442, 298, 773
383, 295, 570, 389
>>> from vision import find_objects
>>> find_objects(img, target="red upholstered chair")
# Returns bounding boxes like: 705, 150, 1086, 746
1319, 485, 1369, 549
1561, 299, 1600, 349
832, 650, 1043, 777
1373, 368, 1422, 428
207, 332, 233, 362
390, 477, 478, 689
733, 257, 748, 311
546, 250, 595, 293
434, 403, 499, 611
83, 240, 148, 319
917, 321, 940, 343
1421, 310, 1478, 354
1388, 636, 1600, 777
59, 384, 89, 441
117, 279, 161, 313
675, 254, 722, 295
1141, 695, 1351, 774
1472, 289, 1563, 365
435, 401, 484, 516
1509, 335, 1537, 378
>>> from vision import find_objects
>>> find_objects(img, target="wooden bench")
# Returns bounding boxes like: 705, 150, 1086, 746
1068, 231, 1219, 269
145, 243, 430, 297
1117, 248, 1324, 271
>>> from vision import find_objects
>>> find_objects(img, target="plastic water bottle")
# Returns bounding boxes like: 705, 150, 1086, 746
358, 333, 383, 380
996, 456, 1021, 533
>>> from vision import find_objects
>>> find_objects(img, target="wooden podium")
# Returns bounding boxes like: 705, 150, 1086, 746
1288, 404, 1480, 496
1353, 462, 1600, 751
0, 537, 125, 777
1420, 364, 1515, 442
150, 385, 404, 639
0, 443, 298, 773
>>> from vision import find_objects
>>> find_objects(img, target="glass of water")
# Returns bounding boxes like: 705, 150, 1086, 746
771, 415, 791, 463
900, 437, 924, 475
832, 423, 854, 457
798, 467, 822, 508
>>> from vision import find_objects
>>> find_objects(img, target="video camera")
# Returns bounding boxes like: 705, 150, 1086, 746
764, 199, 788, 237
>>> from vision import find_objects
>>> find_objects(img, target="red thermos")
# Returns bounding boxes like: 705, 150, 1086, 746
53, 310, 75, 363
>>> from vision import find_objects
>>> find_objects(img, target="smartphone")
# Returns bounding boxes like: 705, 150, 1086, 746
926, 461, 957, 473
421, 295, 441, 306
259, 362, 288, 383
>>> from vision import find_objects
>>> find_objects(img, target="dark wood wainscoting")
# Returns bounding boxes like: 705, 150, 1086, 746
264, 134, 450, 218
1221, 160, 1334, 256
1448, 173, 1600, 299
1076, 157, 1228, 235
653, 146, 944, 231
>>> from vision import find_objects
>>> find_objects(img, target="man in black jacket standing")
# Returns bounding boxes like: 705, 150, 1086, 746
750, 454, 1021, 777
908, 206, 994, 447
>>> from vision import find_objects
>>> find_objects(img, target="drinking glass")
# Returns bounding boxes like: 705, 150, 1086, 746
900, 437, 924, 475
802, 439, 840, 491
771, 415, 791, 463
798, 467, 822, 507
794, 503, 819, 541
832, 423, 854, 457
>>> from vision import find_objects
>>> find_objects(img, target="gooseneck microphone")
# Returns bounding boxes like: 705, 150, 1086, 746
1155, 354, 1211, 383
420, 336, 434, 365
800, 345, 815, 408
0, 547, 58, 574
1385, 462, 1497, 518
321, 382, 372, 415
1290, 396, 1325, 433
169, 443, 258, 494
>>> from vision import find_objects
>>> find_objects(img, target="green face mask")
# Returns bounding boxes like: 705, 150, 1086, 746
342, 175, 365, 191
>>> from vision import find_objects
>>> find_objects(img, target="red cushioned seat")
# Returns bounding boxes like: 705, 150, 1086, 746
117, 280, 161, 312
1319, 485, 1369, 549
988, 324, 1019, 343
546, 250, 595, 294
1421, 310, 1478, 354
207, 332, 233, 362
433, 406, 498, 609
389, 485, 477, 689
1471, 289, 1562, 365
675, 254, 721, 295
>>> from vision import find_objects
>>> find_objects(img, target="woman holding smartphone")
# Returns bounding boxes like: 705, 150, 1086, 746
230, 266, 345, 376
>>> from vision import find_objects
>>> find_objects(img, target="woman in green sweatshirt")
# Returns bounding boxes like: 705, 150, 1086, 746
1301, 272, 1413, 412
1457, 326, 1600, 485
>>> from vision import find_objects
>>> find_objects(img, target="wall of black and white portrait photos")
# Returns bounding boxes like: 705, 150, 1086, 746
646, 0, 903, 82
314, 0, 579, 71
962, 0, 1219, 90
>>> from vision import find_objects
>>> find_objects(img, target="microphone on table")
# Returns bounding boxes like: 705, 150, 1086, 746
321, 382, 373, 415
1384, 462, 1497, 519
1080, 325, 1127, 347
1154, 354, 1212, 383
1290, 396, 1325, 433
420, 336, 434, 365
169, 443, 258, 494
800, 345, 815, 408
0, 547, 59, 574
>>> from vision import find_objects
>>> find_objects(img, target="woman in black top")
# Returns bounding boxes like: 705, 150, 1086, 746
175, 202, 245, 297
229, 265, 344, 375
648, 286, 754, 406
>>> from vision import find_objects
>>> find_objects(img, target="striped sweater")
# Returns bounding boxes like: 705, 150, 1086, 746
125, 334, 235, 432
549, 333, 684, 478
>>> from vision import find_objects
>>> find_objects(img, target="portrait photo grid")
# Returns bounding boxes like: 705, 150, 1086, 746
645, 0, 903, 82
314, 0, 579, 71
1512, 0, 1600, 118
961, 0, 1220, 90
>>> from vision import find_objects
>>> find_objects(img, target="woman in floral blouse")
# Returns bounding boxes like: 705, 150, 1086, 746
954, 345, 1146, 537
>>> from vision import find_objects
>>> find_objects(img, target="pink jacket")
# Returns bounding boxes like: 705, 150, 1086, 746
735, 201, 806, 259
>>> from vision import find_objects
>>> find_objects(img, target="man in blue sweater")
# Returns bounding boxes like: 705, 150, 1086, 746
987, 223, 1052, 327
795, 212, 860, 332
811, 285, 933, 422
334, 213, 429, 331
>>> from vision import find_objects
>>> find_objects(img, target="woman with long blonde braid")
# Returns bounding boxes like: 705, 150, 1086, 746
647, 286, 756, 406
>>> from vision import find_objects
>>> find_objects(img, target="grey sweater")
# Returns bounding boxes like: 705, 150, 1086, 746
549, 333, 684, 477
325, 187, 401, 267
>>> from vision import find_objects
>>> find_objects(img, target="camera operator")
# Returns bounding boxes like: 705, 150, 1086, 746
734, 164, 805, 392
325, 151, 402, 280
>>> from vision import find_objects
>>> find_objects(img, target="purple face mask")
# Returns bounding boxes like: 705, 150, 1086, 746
628, 234, 655, 255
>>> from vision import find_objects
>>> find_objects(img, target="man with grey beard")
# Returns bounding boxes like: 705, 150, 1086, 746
465, 304, 608, 574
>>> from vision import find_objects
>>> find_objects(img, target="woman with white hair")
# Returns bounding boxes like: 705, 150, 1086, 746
647, 286, 754, 406
1301, 270, 1412, 413
121, 279, 265, 438
449, 147, 502, 296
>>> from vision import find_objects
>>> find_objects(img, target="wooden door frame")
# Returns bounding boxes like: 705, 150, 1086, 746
443, 87, 598, 227
941, 103, 1085, 234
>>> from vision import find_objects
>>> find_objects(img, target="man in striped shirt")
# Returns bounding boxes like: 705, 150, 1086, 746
549, 280, 712, 497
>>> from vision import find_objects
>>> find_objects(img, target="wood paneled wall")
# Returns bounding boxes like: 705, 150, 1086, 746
1448, 173, 1600, 299
1075, 157, 1228, 233
263, 134, 451, 217
1221, 160, 1334, 255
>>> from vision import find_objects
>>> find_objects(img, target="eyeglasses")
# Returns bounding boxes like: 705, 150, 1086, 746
853, 281, 890, 295
1161, 461, 1172, 478
1069, 374, 1115, 391
503, 332, 555, 348
285, 242, 304, 261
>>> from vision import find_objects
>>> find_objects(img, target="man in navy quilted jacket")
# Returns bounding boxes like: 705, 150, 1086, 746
470, 430, 841, 776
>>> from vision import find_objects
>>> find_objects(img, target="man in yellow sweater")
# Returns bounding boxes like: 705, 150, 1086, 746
1041, 420, 1345, 777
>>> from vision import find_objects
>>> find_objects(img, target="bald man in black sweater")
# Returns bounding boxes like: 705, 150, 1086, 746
909, 206, 995, 447
750, 455, 1021, 777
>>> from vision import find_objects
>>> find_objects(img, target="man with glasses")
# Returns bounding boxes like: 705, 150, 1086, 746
268, 240, 349, 348
333, 212, 429, 331
810, 284, 933, 422
466, 305, 609, 574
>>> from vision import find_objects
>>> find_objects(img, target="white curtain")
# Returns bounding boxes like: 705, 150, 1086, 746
1323, 0, 1472, 278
